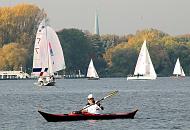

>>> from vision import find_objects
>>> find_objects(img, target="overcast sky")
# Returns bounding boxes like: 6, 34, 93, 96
1, 0, 190, 36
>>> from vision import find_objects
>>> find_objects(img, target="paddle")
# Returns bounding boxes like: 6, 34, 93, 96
73, 90, 118, 113
95, 90, 119, 105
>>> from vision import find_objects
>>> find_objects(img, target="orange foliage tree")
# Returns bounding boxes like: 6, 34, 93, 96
0, 3, 45, 71
0, 43, 27, 70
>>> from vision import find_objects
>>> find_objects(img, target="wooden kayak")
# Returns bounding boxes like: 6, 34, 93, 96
38, 109, 138, 122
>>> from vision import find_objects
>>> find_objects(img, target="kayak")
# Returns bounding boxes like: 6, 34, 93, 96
38, 109, 138, 122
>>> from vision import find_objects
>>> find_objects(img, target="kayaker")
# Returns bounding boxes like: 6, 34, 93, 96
81, 94, 104, 114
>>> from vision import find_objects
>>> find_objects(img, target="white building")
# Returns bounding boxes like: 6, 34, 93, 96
0, 71, 30, 79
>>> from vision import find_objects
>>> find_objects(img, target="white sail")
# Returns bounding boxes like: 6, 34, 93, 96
173, 58, 185, 77
33, 20, 49, 76
46, 26, 66, 74
32, 20, 65, 78
127, 40, 157, 80
181, 67, 185, 77
134, 40, 147, 75
87, 59, 99, 79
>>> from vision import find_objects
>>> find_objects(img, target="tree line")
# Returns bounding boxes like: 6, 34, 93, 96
1, 4, 190, 77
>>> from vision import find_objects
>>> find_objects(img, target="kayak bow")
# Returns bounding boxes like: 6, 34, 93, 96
38, 109, 138, 122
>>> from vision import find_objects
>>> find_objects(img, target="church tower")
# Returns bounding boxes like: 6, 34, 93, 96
94, 12, 99, 35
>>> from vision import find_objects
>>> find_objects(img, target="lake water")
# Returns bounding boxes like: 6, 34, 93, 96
1, 77, 190, 130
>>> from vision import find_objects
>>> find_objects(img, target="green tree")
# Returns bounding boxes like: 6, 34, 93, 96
110, 48, 138, 77
103, 29, 177, 77
87, 34, 107, 76
57, 29, 93, 75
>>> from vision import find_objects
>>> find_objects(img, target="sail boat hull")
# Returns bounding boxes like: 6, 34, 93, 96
38, 81, 56, 86
171, 75, 185, 78
127, 75, 156, 80
88, 77, 100, 80
38, 77, 56, 86
43, 81, 56, 86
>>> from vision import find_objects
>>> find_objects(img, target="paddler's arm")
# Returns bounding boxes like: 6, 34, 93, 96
96, 102, 104, 110
81, 109, 88, 113
71, 105, 89, 114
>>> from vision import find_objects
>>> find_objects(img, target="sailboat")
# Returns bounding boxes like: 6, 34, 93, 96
86, 59, 99, 80
173, 58, 185, 77
127, 40, 157, 80
32, 20, 66, 86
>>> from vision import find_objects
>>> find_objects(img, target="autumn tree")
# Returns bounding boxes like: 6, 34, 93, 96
0, 3, 45, 71
0, 43, 27, 70
103, 29, 188, 76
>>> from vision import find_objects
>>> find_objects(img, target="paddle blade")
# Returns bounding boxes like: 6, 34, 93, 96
103, 90, 119, 100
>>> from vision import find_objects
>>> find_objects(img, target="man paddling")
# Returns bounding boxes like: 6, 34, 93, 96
72, 94, 104, 114
81, 94, 104, 114
71, 91, 118, 114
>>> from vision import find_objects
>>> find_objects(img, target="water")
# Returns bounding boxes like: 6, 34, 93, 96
1, 77, 190, 130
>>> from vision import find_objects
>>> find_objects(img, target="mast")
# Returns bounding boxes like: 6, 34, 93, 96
44, 19, 51, 76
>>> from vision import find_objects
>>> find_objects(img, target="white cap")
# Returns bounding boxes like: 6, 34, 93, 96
87, 94, 93, 99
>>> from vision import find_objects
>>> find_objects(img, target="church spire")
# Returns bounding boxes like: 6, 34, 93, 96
94, 12, 99, 35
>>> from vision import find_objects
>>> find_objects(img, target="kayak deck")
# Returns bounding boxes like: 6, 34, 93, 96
38, 109, 138, 122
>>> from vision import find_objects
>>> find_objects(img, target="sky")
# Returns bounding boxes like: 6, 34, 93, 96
0, 0, 190, 36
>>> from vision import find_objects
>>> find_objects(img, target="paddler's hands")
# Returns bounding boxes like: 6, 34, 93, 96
96, 102, 104, 110
71, 111, 82, 114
